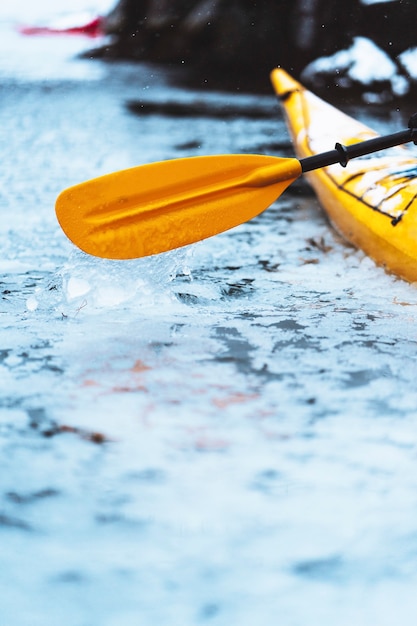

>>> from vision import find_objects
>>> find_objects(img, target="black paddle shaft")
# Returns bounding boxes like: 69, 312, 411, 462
300, 114, 417, 173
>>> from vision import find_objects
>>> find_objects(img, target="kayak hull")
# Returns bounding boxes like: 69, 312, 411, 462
271, 68, 417, 283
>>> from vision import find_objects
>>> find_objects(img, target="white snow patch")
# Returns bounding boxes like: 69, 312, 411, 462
398, 47, 417, 80
0, 0, 114, 22
303, 37, 409, 97
346, 38, 397, 83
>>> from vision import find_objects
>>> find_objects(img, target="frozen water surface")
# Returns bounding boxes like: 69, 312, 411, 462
1, 10, 417, 626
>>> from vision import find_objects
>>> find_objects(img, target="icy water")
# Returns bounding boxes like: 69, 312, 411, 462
2, 16, 417, 626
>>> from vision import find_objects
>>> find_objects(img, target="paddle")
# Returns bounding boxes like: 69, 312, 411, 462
55, 119, 417, 260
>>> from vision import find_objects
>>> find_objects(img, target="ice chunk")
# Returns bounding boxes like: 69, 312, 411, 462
66, 276, 91, 300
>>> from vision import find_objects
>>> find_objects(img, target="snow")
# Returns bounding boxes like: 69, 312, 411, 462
2, 7, 417, 626
398, 47, 417, 81
0, 0, 115, 21
302, 36, 411, 101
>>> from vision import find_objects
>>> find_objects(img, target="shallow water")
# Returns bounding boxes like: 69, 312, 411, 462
2, 18, 417, 626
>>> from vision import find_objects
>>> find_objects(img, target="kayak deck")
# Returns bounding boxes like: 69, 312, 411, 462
271, 68, 417, 283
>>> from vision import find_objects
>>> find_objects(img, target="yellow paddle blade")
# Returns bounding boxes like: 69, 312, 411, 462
55, 154, 302, 259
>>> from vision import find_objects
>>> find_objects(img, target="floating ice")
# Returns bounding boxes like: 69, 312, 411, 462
2, 15, 417, 626
66, 276, 91, 301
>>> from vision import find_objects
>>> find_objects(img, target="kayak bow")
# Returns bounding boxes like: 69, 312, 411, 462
271, 68, 417, 283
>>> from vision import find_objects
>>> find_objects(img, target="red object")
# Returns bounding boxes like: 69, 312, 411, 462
18, 15, 104, 38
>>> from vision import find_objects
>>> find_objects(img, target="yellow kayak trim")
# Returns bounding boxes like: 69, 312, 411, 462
271, 68, 417, 283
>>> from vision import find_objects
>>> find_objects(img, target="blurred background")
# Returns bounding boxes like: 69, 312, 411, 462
3, 0, 417, 99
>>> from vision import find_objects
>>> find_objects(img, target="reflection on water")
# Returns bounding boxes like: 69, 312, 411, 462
1, 20, 417, 626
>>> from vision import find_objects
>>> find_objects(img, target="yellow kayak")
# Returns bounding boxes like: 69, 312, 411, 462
270, 68, 417, 283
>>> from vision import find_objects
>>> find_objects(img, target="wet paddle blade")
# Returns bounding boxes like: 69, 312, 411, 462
55, 154, 301, 259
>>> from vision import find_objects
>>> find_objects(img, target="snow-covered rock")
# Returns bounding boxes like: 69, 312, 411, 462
302, 37, 411, 103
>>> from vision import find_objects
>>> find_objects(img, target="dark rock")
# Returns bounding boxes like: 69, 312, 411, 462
92, 0, 417, 98
360, 0, 417, 57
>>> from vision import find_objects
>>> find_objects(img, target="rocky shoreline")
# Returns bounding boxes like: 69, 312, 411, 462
90, 0, 417, 101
